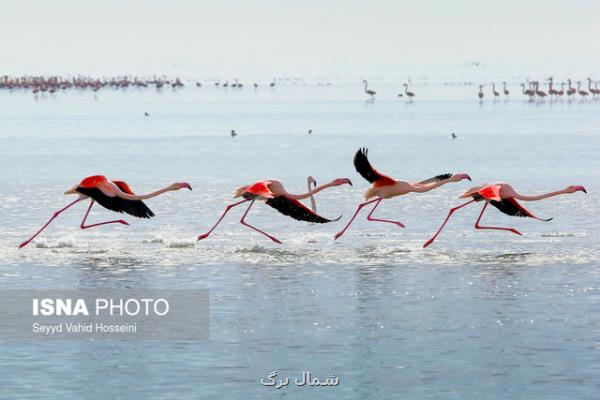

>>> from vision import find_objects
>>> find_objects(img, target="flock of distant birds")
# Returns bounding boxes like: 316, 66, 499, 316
0, 75, 276, 94
2, 75, 599, 102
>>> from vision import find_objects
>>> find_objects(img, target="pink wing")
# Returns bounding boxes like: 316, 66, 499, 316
244, 181, 275, 199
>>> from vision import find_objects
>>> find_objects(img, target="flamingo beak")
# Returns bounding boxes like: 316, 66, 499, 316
577, 186, 587, 193
64, 186, 77, 195
346, 179, 353, 186
180, 182, 192, 190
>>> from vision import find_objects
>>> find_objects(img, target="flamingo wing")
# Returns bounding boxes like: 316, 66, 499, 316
353, 148, 396, 186
75, 187, 154, 219
419, 173, 453, 185
489, 198, 552, 221
265, 196, 340, 224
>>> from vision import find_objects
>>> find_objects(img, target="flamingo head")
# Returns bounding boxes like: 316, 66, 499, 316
171, 182, 192, 191
307, 176, 317, 188
64, 186, 77, 195
332, 178, 352, 187
455, 173, 472, 182
567, 185, 587, 194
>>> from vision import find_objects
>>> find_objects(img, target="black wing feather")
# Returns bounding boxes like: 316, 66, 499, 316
353, 147, 381, 183
419, 173, 453, 184
76, 187, 155, 219
266, 196, 340, 224
490, 199, 552, 221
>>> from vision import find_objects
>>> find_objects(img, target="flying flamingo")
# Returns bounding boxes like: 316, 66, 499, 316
363, 80, 376, 98
423, 182, 587, 248
19, 175, 191, 249
403, 83, 415, 99
333, 148, 471, 240
478, 85, 484, 100
197, 177, 352, 243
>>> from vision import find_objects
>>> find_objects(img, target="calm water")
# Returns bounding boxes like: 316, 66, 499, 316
1, 83, 599, 399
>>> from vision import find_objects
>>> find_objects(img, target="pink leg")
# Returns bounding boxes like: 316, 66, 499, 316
423, 200, 475, 248
197, 199, 249, 241
19, 197, 83, 249
80, 201, 129, 229
474, 202, 522, 236
366, 198, 405, 228
240, 199, 282, 244
334, 198, 380, 240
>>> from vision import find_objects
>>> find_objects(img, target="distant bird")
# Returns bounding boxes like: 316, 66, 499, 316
223, 80, 229, 88
478, 85, 484, 100
19, 175, 191, 249
423, 182, 586, 248
492, 83, 500, 99
567, 79, 576, 98
503, 82, 509, 96
577, 81, 589, 98
254, 83, 258, 88
334, 148, 471, 240
197, 178, 352, 243
521, 83, 535, 98
196, 82, 202, 87
308, 129, 312, 135
363, 80, 376, 98
231, 129, 237, 137
270, 78, 276, 88
534, 82, 547, 99
144, 112, 150, 117
451, 133, 458, 139
403, 83, 415, 99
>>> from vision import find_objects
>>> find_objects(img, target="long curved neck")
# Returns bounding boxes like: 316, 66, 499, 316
514, 188, 571, 201
116, 185, 175, 201
307, 179, 316, 212
289, 180, 337, 200
363, 81, 368, 91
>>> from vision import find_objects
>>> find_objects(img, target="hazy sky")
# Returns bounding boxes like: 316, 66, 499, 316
1, 0, 599, 76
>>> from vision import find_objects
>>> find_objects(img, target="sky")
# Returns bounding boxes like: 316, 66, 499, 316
1, 0, 599, 77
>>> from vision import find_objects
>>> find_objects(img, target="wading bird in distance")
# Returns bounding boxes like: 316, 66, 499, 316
423, 182, 587, 248
19, 176, 191, 249
363, 80, 376, 98
197, 177, 352, 243
333, 148, 471, 240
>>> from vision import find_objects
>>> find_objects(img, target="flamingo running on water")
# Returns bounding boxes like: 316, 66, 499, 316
333, 148, 471, 240
19, 175, 191, 248
197, 177, 352, 243
423, 182, 587, 248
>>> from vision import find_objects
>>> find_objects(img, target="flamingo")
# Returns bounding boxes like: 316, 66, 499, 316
548, 78, 559, 97
534, 81, 547, 99
478, 85, 484, 100
557, 82, 565, 96
333, 148, 471, 240
577, 81, 589, 99
586, 78, 598, 96
567, 79, 576, 98
363, 80, 376, 98
19, 175, 191, 249
521, 83, 535, 99
403, 83, 415, 99
503, 81, 509, 96
197, 177, 352, 243
270, 78, 276, 88
423, 183, 587, 248
492, 83, 500, 99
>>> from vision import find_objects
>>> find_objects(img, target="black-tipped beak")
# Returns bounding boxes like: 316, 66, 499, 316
582, 188, 587, 193
348, 180, 353, 186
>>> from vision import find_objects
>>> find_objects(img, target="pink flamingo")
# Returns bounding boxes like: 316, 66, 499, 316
19, 175, 191, 249
197, 177, 352, 243
334, 148, 471, 240
423, 183, 587, 248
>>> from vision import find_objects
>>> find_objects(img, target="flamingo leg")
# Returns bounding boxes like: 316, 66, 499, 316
19, 197, 83, 249
474, 202, 522, 236
333, 198, 380, 240
239, 199, 282, 244
80, 201, 129, 229
366, 198, 405, 228
422, 199, 475, 248
197, 199, 250, 241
